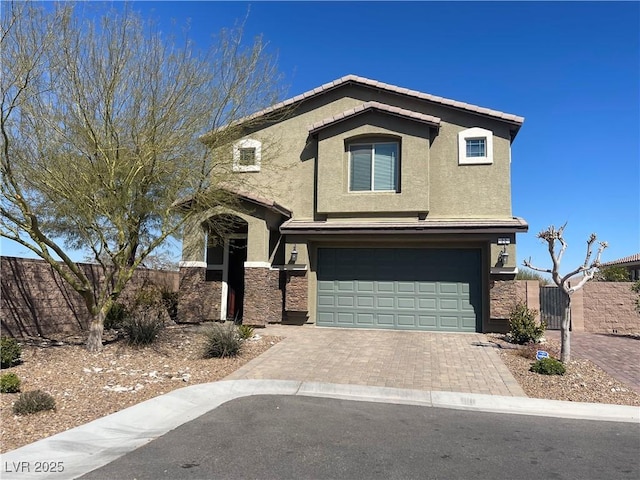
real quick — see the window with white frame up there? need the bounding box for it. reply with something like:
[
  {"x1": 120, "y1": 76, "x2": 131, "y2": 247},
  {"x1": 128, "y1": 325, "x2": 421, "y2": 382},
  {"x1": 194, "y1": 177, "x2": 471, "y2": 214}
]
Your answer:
[
  {"x1": 233, "y1": 138, "x2": 261, "y2": 172},
  {"x1": 458, "y1": 127, "x2": 493, "y2": 165},
  {"x1": 349, "y1": 142, "x2": 399, "y2": 192}
]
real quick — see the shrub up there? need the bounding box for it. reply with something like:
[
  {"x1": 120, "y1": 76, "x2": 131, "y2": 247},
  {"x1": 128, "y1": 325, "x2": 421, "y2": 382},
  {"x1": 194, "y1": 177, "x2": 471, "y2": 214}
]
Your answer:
[
  {"x1": 529, "y1": 357, "x2": 566, "y2": 375},
  {"x1": 13, "y1": 390, "x2": 56, "y2": 415},
  {"x1": 0, "y1": 372, "x2": 21, "y2": 393},
  {"x1": 203, "y1": 323, "x2": 242, "y2": 358},
  {"x1": 104, "y1": 302, "x2": 128, "y2": 330},
  {"x1": 595, "y1": 266, "x2": 630, "y2": 282},
  {"x1": 507, "y1": 302, "x2": 545, "y2": 345},
  {"x1": 632, "y1": 281, "x2": 640, "y2": 313},
  {"x1": 1, "y1": 337, "x2": 22, "y2": 369},
  {"x1": 237, "y1": 324, "x2": 255, "y2": 340},
  {"x1": 123, "y1": 307, "x2": 165, "y2": 346}
]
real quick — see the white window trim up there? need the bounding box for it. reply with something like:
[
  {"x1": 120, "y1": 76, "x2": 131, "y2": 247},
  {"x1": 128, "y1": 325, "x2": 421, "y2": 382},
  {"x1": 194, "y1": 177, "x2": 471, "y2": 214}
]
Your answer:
[
  {"x1": 458, "y1": 127, "x2": 493, "y2": 165},
  {"x1": 233, "y1": 138, "x2": 261, "y2": 172},
  {"x1": 348, "y1": 141, "x2": 399, "y2": 193}
]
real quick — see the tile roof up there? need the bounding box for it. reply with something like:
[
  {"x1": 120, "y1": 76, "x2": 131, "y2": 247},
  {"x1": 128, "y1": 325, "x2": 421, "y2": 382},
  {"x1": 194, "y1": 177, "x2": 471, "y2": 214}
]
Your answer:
[
  {"x1": 222, "y1": 185, "x2": 292, "y2": 218},
  {"x1": 280, "y1": 217, "x2": 529, "y2": 235},
  {"x1": 600, "y1": 253, "x2": 640, "y2": 267},
  {"x1": 171, "y1": 185, "x2": 292, "y2": 218},
  {"x1": 308, "y1": 101, "x2": 441, "y2": 134},
  {"x1": 225, "y1": 74, "x2": 525, "y2": 131}
]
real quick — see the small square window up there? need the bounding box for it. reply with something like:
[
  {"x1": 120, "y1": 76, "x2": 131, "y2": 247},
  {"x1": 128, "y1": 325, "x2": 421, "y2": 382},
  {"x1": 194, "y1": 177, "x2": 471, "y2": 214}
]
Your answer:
[
  {"x1": 466, "y1": 138, "x2": 486, "y2": 158},
  {"x1": 458, "y1": 128, "x2": 493, "y2": 165},
  {"x1": 233, "y1": 138, "x2": 261, "y2": 172},
  {"x1": 238, "y1": 147, "x2": 256, "y2": 166}
]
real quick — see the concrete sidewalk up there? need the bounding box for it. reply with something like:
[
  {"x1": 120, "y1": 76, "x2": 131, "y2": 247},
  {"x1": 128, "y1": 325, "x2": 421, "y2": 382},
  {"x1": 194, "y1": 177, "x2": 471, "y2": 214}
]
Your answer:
[{"x1": 227, "y1": 325, "x2": 526, "y2": 397}]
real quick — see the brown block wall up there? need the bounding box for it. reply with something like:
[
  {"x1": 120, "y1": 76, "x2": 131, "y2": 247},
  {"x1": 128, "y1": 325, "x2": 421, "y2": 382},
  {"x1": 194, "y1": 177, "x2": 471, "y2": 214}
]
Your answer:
[
  {"x1": 488, "y1": 279, "x2": 541, "y2": 333},
  {"x1": 242, "y1": 267, "x2": 283, "y2": 326},
  {"x1": 1, "y1": 256, "x2": 178, "y2": 338},
  {"x1": 580, "y1": 282, "x2": 639, "y2": 334}
]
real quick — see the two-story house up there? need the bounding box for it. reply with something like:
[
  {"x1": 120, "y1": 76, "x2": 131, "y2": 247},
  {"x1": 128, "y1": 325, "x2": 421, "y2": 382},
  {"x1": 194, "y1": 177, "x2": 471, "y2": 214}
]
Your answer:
[{"x1": 178, "y1": 75, "x2": 527, "y2": 333}]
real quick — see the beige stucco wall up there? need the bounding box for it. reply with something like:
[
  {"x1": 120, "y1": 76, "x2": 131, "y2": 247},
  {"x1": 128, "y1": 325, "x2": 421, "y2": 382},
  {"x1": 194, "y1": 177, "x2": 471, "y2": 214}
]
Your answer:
[{"x1": 227, "y1": 84, "x2": 517, "y2": 221}]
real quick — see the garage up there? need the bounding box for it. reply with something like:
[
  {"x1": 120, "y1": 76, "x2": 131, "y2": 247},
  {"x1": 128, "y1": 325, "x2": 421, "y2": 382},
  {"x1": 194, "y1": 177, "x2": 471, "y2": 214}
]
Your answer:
[{"x1": 316, "y1": 248, "x2": 482, "y2": 332}]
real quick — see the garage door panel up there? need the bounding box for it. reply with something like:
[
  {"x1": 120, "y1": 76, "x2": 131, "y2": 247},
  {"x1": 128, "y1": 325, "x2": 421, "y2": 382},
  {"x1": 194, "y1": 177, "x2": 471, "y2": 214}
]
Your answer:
[
  {"x1": 397, "y1": 315, "x2": 417, "y2": 327},
  {"x1": 397, "y1": 282, "x2": 416, "y2": 293},
  {"x1": 337, "y1": 313, "x2": 355, "y2": 325},
  {"x1": 418, "y1": 282, "x2": 437, "y2": 294},
  {"x1": 419, "y1": 298, "x2": 437, "y2": 310},
  {"x1": 377, "y1": 314, "x2": 395, "y2": 326},
  {"x1": 440, "y1": 299, "x2": 460, "y2": 311},
  {"x1": 318, "y1": 280, "x2": 335, "y2": 292},
  {"x1": 357, "y1": 281, "x2": 374, "y2": 292},
  {"x1": 337, "y1": 296, "x2": 355, "y2": 307},
  {"x1": 397, "y1": 297, "x2": 416, "y2": 309},
  {"x1": 317, "y1": 312, "x2": 335, "y2": 324},
  {"x1": 337, "y1": 281, "x2": 355, "y2": 292},
  {"x1": 317, "y1": 248, "x2": 481, "y2": 332},
  {"x1": 357, "y1": 296, "x2": 374, "y2": 308},
  {"x1": 377, "y1": 282, "x2": 394, "y2": 293},
  {"x1": 440, "y1": 316, "x2": 461, "y2": 328},
  {"x1": 318, "y1": 295, "x2": 335, "y2": 307},
  {"x1": 419, "y1": 315, "x2": 438, "y2": 328},
  {"x1": 356, "y1": 313, "x2": 375, "y2": 326},
  {"x1": 377, "y1": 297, "x2": 395, "y2": 309},
  {"x1": 439, "y1": 283, "x2": 460, "y2": 295},
  {"x1": 462, "y1": 316, "x2": 477, "y2": 328}
]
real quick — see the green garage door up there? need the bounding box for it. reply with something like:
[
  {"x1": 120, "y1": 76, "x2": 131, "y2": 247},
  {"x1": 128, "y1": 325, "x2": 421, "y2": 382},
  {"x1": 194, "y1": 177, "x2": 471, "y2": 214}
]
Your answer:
[{"x1": 316, "y1": 248, "x2": 481, "y2": 332}]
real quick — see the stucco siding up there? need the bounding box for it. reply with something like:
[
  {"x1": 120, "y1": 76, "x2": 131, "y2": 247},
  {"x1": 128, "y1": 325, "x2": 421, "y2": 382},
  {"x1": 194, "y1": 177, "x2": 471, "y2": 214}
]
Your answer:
[{"x1": 228, "y1": 85, "x2": 515, "y2": 221}]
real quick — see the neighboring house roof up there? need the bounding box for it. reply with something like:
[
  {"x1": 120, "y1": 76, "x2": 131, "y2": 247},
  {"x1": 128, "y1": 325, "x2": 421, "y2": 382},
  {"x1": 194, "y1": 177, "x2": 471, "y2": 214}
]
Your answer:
[
  {"x1": 600, "y1": 253, "x2": 640, "y2": 267},
  {"x1": 280, "y1": 217, "x2": 528, "y2": 235},
  {"x1": 308, "y1": 101, "x2": 441, "y2": 134},
  {"x1": 202, "y1": 74, "x2": 524, "y2": 142}
]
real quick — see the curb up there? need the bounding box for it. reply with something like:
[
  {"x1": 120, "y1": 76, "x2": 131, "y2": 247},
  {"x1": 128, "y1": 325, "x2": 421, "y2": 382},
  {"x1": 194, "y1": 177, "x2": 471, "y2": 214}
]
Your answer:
[{"x1": 1, "y1": 380, "x2": 638, "y2": 480}]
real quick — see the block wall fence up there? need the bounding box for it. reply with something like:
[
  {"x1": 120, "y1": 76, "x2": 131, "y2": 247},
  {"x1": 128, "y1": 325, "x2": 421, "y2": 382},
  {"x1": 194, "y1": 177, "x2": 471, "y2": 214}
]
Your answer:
[{"x1": 1, "y1": 256, "x2": 179, "y2": 337}]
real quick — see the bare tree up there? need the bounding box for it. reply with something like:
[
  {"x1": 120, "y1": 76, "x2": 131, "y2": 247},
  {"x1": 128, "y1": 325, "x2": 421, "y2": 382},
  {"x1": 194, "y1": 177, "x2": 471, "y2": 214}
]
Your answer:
[
  {"x1": 1, "y1": 2, "x2": 284, "y2": 352},
  {"x1": 523, "y1": 223, "x2": 607, "y2": 363}
]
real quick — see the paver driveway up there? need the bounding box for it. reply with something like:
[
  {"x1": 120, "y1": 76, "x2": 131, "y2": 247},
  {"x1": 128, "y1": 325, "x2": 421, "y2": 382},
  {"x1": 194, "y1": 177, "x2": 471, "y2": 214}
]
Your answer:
[
  {"x1": 546, "y1": 331, "x2": 640, "y2": 393},
  {"x1": 227, "y1": 325, "x2": 526, "y2": 396}
]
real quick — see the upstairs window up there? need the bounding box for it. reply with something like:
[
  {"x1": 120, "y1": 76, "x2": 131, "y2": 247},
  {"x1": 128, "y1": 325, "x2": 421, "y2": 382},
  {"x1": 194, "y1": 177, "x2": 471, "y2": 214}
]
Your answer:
[
  {"x1": 466, "y1": 138, "x2": 486, "y2": 157},
  {"x1": 233, "y1": 138, "x2": 261, "y2": 172},
  {"x1": 458, "y1": 127, "x2": 493, "y2": 165},
  {"x1": 349, "y1": 142, "x2": 398, "y2": 192},
  {"x1": 238, "y1": 147, "x2": 256, "y2": 166}
]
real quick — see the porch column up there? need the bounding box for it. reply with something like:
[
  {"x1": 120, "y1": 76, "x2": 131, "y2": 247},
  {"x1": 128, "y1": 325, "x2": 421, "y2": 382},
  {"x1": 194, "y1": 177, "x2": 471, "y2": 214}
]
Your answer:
[
  {"x1": 178, "y1": 262, "x2": 222, "y2": 323},
  {"x1": 242, "y1": 263, "x2": 283, "y2": 326}
]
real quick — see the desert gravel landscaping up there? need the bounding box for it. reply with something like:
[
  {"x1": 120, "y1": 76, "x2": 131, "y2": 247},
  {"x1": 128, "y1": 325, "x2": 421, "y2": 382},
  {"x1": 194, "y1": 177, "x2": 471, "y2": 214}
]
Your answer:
[
  {"x1": 1, "y1": 327, "x2": 639, "y2": 454},
  {"x1": 0, "y1": 325, "x2": 281, "y2": 453}
]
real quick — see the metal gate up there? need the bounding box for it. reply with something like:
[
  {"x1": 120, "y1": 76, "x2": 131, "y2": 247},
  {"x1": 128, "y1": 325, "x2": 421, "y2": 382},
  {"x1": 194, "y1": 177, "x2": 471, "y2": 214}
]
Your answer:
[{"x1": 539, "y1": 286, "x2": 569, "y2": 330}]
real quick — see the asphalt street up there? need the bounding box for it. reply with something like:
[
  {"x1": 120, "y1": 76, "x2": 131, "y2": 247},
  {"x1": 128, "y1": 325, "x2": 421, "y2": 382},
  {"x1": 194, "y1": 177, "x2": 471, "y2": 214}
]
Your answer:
[{"x1": 80, "y1": 395, "x2": 640, "y2": 480}]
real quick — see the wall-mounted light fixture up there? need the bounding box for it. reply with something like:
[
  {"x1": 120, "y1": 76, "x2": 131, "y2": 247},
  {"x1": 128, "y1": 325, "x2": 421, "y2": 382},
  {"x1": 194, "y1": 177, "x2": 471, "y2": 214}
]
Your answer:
[
  {"x1": 289, "y1": 244, "x2": 298, "y2": 264},
  {"x1": 497, "y1": 237, "x2": 511, "y2": 266}
]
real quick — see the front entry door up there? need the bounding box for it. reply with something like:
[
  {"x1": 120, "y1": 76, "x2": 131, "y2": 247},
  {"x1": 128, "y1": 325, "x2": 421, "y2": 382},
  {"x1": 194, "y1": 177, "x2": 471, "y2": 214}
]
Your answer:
[{"x1": 226, "y1": 237, "x2": 247, "y2": 321}]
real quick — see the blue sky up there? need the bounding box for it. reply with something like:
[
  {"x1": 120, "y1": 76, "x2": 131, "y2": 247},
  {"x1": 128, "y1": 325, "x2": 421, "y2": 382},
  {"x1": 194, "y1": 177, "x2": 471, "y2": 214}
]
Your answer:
[{"x1": 2, "y1": 1, "x2": 638, "y2": 275}]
